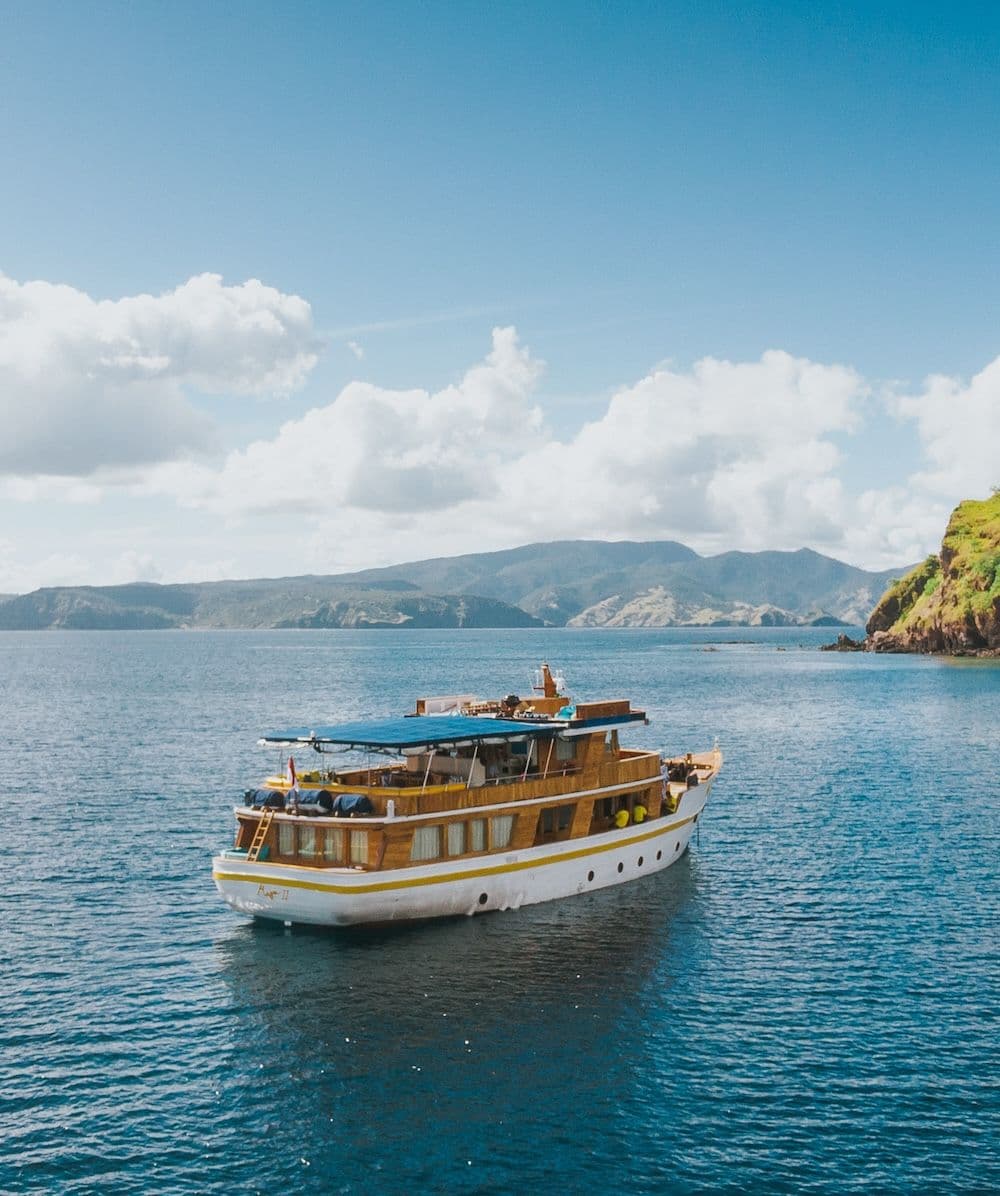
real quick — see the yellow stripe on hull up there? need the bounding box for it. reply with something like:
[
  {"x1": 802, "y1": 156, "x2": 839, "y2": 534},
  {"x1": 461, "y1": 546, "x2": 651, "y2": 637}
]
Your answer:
[{"x1": 213, "y1": 812, "x2": 698, "y2": 896}]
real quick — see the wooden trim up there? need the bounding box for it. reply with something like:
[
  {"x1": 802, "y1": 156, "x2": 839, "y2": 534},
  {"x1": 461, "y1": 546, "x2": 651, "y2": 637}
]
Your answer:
[
  {"x1": 574, "y1": 699, "x2": 632, "y2": 720},
  {"x1": 234, "y1": 753, "x2": 717, "y2": 872}
]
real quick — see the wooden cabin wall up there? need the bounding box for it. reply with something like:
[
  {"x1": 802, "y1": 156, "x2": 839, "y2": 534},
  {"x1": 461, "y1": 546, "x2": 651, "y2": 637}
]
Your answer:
[
  {"x1": 508, "y1": 810, "x2": 537, "y2": 851},
  {"x1": 596, "y1": 753, "x2": 659, "y2": 788},
  {"x1": 569, "y1": 797, "x2": 596, "y2": 838},
  {"x1": 577, "y1": 733, "x2": 607, "y2": 782},
  {"x1": 381, "y1": 825, "x2": 416, "y2": 870},
  {"x1": 235, "y1": 816, "x2": 255, "y2": 849},
  {"x1": 520, "y1": 696, "x2": 568, "y2": 716},
  {"x1": 574, "y1": 700, "x2": 633, "y2": 720}
]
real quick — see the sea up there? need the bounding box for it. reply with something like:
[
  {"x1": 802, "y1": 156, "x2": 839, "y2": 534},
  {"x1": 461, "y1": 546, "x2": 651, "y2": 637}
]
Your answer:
[{"x1": 1, "y1": 628, "x2": 997, "y2": 1195}]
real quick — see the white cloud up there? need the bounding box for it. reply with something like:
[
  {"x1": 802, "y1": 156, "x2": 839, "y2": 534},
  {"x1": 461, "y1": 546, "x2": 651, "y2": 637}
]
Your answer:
[
  {"x1": 493, "y1": 350, "x2": 865, "y2": 550},
  {"x1": 113, "y1": 550, "x2": 163, "y2": 583},
  {"x1": 1, "y1": 474, "x2": 104, "y2": 504},
  {"x1": 891, "y1": 358, "x2": 1000, "y2": 498},
  {"x1": 139, "y1": 334, "x2": 880, "y2": 567},
  {"x1": 0, "y1": 272, "x2": 320, "y2": 476},
  {"x1": 6, "y1": 311, "x2": 997, "y2": 588},
  {"x1": 148, "y1": 325, "x2": 544, "y2": 516},
  {"x1": 844, "y1": 486, "x2": 949, "y2": 568},
  {"x1": 346, "y1": 340, "x2": 365, "y2": 360},
  {"x1": 831, "y1": 356, "x2": 1000, "y2": 567},
  {"x1": 0, "y1": 539, "x2": 165, "y2": 592}
]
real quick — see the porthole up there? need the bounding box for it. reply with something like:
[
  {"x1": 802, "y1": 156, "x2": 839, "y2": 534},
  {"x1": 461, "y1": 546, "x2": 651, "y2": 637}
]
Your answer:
[
  {"x1": 617, "y1": 862, "x2": 624, "y2": 874},
  {"x1": 656, "y1": 850, "x2": 662, "y2": 861},
  {"x1": 478, "y1": 893, "x2": 488, "y2": 905},
  {"x1": 638, "y1": 856, "x2": 644, "y2": 867},
  {"x1": 587, "y1": 870, "x2": 594, "y2": 882}
]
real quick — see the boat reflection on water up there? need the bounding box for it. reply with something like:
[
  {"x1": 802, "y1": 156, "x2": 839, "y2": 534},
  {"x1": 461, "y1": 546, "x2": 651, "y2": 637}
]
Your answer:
[{"x1": 212, "y1": 860, "x2": 706, "y2": 1189}]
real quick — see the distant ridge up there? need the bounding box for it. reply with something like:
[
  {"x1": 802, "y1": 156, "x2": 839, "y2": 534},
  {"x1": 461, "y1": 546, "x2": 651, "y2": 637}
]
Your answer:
[
  {"x1": 312, "y1": 540, "x2": 906, "y2": 627},
  {"x1": 0, "y1": 539, "x2": 910, "y2": 630}
]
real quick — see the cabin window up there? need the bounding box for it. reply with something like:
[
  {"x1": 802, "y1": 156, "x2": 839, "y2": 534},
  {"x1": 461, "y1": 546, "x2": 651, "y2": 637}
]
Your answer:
[
  {"x1": 540, "y1": 805, "x2": 575, "y2": 836},
  {"x1": 447, "y1": 822, "x2": 465, "y2": 856},
  {"x1": 469, "y1": 819, "x2": 486, "y2": 852},
  {"x1": 556, "y1": 737, "x2": 574, "y2": 761},
  {"x1": 410, "y1": 825, "x2": 442, "y2": 862},
  {"x1": 278, "y1": 822, "x2": 295, "y2": 856},
  {"x1": 323, "y1": 827, "x2": 344, "y2": 862},
  {"x1": 350, "y1": 830, "x2": 368, "y2": 865},
  {"x1": 298, "y1": 825, "x2": 317, "y2": 859},
  {"x1": 490, "y1": 814, "x2": 515, "y2": 849}
]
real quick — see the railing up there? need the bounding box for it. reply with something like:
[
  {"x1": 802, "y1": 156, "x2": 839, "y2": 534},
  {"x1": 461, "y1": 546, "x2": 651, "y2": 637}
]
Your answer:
[{"x1": 258, "y1": 751, "x2": 663, "y2": 818}]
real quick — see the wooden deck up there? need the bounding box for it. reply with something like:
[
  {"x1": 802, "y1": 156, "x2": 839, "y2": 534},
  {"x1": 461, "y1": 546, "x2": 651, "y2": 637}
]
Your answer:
[{"x1": 233, "y1": 745, "x2": 722, "y2": 874}]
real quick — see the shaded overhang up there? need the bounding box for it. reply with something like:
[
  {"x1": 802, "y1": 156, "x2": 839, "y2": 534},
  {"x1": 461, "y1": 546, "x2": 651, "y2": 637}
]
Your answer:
[{"x1": 259, "y1": 714, "x2": 561, "y2": 753}]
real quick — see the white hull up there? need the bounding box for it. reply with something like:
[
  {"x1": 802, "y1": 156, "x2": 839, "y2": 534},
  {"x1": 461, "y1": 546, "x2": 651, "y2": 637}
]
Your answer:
[{"x1": 213, "y1": 782, "x2": 711, "y2": 928}]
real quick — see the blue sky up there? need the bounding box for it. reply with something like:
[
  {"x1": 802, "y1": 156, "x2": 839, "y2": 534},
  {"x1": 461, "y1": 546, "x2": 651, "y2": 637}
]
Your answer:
[{"x1": 1, "y1": 2, "x2": 998, "y2": 590}]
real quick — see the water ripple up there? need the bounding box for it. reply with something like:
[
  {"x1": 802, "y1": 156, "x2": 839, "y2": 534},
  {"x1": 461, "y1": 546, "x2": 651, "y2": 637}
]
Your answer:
[{"x1": 1, "y1": 628, "x2": 997, "y2": 1193}]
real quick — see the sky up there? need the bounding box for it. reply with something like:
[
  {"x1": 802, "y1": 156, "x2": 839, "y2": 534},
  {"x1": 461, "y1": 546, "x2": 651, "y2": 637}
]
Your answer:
[{"x1": 1, "y1": 0, "x2": 999, "y2": 592}]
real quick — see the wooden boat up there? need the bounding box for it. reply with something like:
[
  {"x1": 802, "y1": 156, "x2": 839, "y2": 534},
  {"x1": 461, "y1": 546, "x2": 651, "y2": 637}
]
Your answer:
[{"x1": 212, "y1": 664, "x2": 721, "y2": 927}]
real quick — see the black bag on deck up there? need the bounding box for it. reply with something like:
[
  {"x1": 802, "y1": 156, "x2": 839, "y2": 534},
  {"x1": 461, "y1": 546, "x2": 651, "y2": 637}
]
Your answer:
[
  {"x1": 331, "y1": 793, "x2": 374, "y2": 817},
  {"x1": 295, "y1": 789, "x2": 335, "y2": 816},
  {"x1": 246, "y1": 788, "x2": 285, "y2": 808}
]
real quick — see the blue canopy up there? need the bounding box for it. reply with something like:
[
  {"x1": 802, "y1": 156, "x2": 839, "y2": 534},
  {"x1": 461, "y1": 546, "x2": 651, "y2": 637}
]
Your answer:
[{"x1": 259, "y1": 715, "x2": 560, "y2": 752}]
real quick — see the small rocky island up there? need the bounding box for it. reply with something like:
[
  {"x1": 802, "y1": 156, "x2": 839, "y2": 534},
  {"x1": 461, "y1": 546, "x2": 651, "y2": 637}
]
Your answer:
[{"x1": 826, "y1": 493, "x2": 1000, "y2": 656}]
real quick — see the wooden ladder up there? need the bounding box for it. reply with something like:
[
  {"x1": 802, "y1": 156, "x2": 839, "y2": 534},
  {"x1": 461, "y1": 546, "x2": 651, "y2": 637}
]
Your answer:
[{"x1": 246, "y1": 808, "x2": 275, "y2": 862}]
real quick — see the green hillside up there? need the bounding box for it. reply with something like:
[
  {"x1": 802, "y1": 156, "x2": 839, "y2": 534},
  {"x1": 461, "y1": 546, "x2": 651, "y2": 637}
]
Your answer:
[{"x1": 866, "y1": 493, "x2": 1000, "y2": 654}]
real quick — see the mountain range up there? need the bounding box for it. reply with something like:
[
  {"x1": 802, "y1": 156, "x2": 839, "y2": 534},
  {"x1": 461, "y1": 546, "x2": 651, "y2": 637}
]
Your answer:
[{"x1": 0, "y1": 540, "x2": 908, "y2": 630}]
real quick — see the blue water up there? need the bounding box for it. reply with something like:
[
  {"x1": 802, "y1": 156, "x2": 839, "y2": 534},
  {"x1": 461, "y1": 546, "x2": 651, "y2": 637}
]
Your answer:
[{"x1": 2, "y1": 628, "x2": 997, "y2": 1194}]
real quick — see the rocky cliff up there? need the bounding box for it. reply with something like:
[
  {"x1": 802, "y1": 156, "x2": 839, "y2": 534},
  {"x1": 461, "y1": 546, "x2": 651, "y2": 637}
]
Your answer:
[
  {"x1": 865, "y1": 493, "x2": 1000, "y2": 655},
  {"x1": 567, "y1": 586, "x2": 837, "y2": 628}
]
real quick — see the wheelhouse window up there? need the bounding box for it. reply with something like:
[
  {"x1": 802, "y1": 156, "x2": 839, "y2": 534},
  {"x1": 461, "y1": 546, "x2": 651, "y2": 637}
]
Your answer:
[
  {"x1": 324, "y1": 827, "x2": 344, "y2": 862},
  {"x1": 540, "y1": 804, "x2": 575, "y2": 836},
  {"x1": 447, "y1": 822, "x2": 465, "y2": 857},
  {"x1": 350, "y1": 830, "x2": 368, "y2": 865},
  {"x1": 278, "y1": 822, "x2": 295, "y2": 856},
  {"x1": 556, "y1": 737, "x2": 575, "y2": 762},
  {"x1": 469, "y1": 818, "x2": 486, "y2": 852},
  {"x1": 490, "y1": 814, "x2": 515, "y2": 849},
  {"x1": 298, "y1": 825, "x2": 317, "y2": 859},
  {"x1": 410, "y1": 825, "x2": 442, "y2": 862}
]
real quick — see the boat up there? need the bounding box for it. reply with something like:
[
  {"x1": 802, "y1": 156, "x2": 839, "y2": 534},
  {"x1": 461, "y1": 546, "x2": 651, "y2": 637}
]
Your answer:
[{"x1": 212, "y1": 664, "x2": 722, "y2": 927}]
